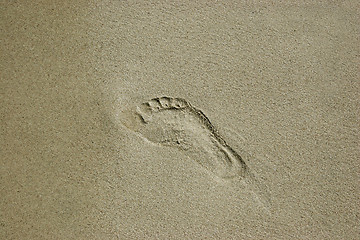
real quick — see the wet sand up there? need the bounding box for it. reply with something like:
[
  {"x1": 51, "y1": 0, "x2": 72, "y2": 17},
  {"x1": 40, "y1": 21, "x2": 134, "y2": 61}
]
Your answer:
[{"x1": 1, "y1": 1, "x2": 359, "y2": 239}]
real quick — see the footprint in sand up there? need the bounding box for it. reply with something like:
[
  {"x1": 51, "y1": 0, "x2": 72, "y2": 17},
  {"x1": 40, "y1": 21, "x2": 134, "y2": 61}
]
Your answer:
[
  {"x1": 121, "y1": 96, "x2": 271, "y2": 208},
  {"x1": 123, "y1": 96, "x2": 250, "y2": 179}
]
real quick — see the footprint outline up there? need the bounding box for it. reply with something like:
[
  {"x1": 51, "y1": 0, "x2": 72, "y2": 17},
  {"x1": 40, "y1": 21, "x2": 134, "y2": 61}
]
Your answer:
[{"x1": 124, "y1": 96, "x2": 271, "y2": 209}]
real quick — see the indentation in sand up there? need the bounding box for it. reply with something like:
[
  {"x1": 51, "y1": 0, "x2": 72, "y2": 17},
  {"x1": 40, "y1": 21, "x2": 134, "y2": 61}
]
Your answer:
[{"x1": 121, "y1": 96, "x2": 271, "y2": 208}]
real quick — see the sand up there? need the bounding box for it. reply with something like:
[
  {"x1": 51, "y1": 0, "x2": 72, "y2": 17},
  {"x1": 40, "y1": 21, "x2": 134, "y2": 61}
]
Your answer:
[{"x1": 1, "y1": 1, "x2": 359, "y2": 239}]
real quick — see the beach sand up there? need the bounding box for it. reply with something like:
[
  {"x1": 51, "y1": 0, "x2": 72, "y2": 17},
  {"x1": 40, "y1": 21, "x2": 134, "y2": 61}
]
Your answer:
[{"x1": 1, "y1": 1, "x2": 359, "y2": 239}]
